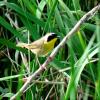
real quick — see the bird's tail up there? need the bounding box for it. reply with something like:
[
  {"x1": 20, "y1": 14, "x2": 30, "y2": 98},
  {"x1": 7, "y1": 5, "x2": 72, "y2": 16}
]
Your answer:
[{"x1": 16, "y1": 43, "x2": 27, "y2": 48}]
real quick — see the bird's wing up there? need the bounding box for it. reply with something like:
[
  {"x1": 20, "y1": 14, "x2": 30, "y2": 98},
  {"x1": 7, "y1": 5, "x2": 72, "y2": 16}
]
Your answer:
[{"x1": 26, "y1": 38, "x2": 44, "y2": 49}]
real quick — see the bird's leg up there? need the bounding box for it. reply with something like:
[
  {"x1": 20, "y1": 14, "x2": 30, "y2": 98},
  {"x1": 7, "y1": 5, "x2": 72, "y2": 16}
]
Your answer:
[
  {"x1": 35, "y1": 55, "x2": 41, "y2": 67},
  {"x1": 35, "y1": 55, "x2": 46, "y2": 70}
]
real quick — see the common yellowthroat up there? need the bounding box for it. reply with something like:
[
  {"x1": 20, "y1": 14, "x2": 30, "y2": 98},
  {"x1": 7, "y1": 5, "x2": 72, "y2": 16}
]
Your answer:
[{"x1": 17, "y1": 33, "x2": 60, "y2": 65}]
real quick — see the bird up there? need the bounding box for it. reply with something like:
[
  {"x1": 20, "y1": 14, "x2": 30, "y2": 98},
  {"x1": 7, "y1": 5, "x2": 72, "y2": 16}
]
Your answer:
[{"x1": 17, "y1": 33, "x2": 60, "y2": 66}]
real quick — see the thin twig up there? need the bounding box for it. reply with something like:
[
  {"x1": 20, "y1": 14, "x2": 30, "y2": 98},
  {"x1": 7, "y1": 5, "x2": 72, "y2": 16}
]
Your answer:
[
  {"x1": 10, "y1": 4, "x2": 100, "y2": 100},
  {"x1": 28, "y1": 80, "x2": 65, "y2": 85}
]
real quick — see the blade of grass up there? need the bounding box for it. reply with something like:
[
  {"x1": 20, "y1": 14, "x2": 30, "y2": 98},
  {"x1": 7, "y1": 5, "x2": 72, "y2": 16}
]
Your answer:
[
  {"x1": 58, "y1": 0, "x2": 77, "y2": 25},
  {"x1": 65, "y1": 34, "x2": 96, "y2": 99},
  {"x1": 96, "y1": 15, "x2": 100, "y2": 99},
  {"x1": 4, "y1": 2, "x2": 45, "y2": 27},
  {"x1": 0, "y1": 16, "x2": 25, "y2": 41},
  {"x1": 36, "y1": 0, "x2": 47, "y2": 19},
  {"x1": 43, "y1": 0, "x2": 58, "y2": 32}
]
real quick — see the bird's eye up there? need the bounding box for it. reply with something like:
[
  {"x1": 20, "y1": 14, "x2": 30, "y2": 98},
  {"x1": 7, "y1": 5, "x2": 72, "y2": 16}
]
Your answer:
[{"x1": 47, "y1": 34, "x2": 57, "y2": 42}]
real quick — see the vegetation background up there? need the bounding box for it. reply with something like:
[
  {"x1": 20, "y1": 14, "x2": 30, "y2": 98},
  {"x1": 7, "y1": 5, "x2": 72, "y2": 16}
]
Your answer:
[{"x1": 0, "y1": 0, "x2": 100, "y2": 100}]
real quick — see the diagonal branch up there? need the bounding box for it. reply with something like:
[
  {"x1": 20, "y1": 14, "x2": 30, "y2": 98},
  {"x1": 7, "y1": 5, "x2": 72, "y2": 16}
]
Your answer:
[{"x1": 10, "y1": 4, "x2": 100, "y2": 100}]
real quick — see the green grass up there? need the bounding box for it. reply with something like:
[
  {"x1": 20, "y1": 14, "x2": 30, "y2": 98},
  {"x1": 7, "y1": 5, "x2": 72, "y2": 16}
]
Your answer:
[{"x1": 0, "y1": 0, "x2": 100, "y2": 100}]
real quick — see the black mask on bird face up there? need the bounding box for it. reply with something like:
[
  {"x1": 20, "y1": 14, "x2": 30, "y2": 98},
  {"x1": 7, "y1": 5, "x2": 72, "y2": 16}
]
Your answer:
[
  {"x1": 47, "y1": 33, "x2": 57, "y2": 42},
  {"x1": 47, "y1": 33, "x2": 60, "y2": 47},
  {"x1": 54, "y1": 37, "x2": 60, "y2": 47}
]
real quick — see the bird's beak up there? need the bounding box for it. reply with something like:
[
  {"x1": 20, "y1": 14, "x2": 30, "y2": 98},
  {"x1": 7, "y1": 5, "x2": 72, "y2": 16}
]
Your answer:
[{"x1": 57, "y1": 36, "x2": 60, "y2": 38}]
